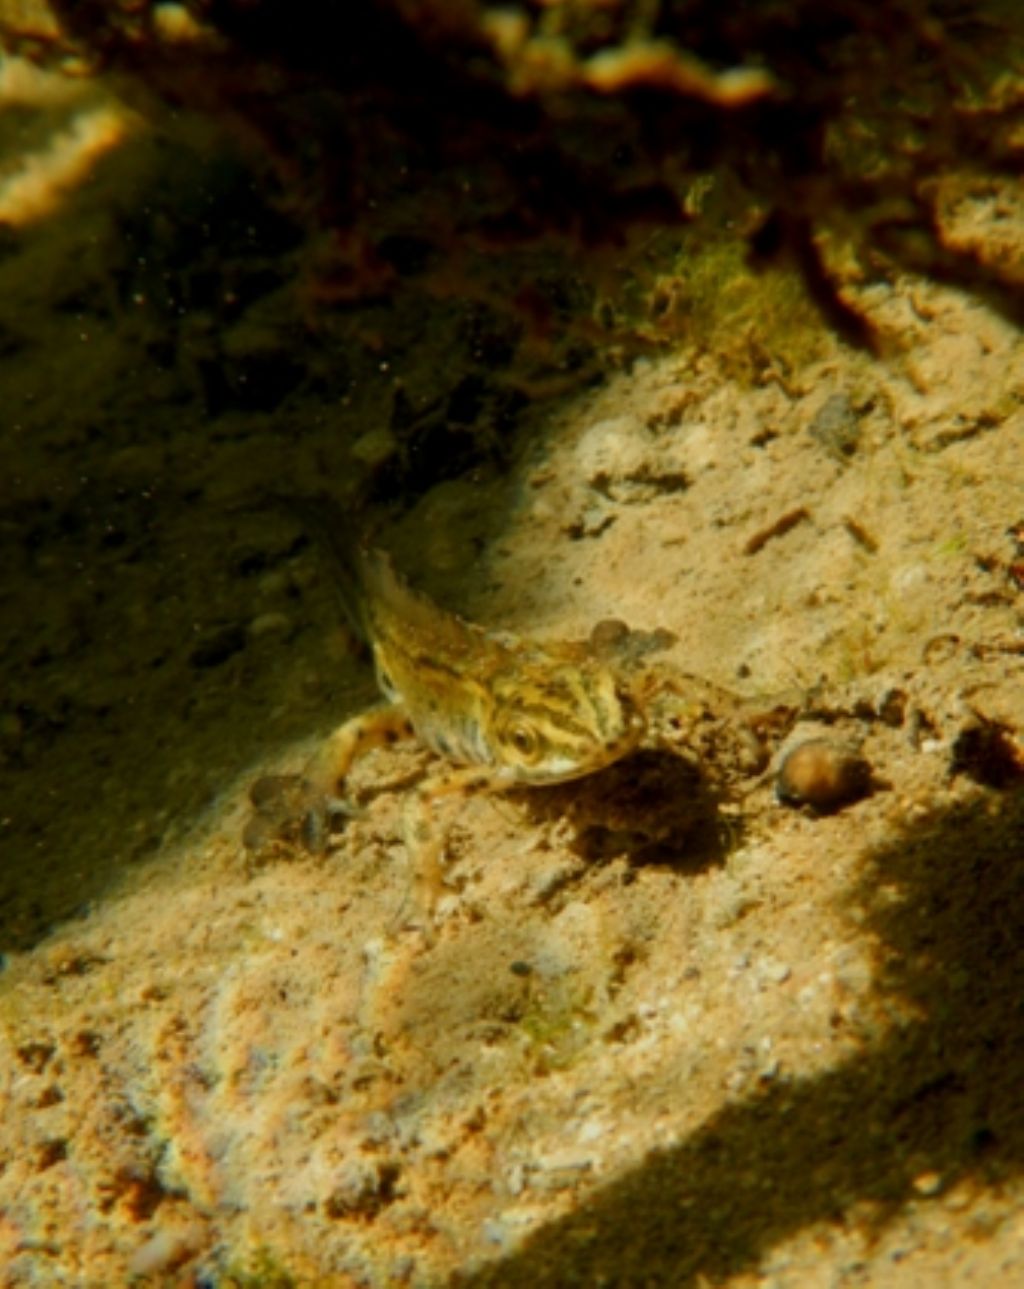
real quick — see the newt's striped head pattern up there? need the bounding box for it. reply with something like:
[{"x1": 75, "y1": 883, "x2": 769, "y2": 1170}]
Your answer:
[{"x1": 483, "y1": 657, "x2": 646, "y2": 784}]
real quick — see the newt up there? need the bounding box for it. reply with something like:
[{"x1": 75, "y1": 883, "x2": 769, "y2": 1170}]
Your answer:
[{"x1": 243, "y1": 495, "x2": 768, "y2": 910}]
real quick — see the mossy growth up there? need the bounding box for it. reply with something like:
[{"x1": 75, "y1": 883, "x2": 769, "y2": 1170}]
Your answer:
[{"x1": 216, "y1": 1248, "x2": 297, "y2": 1289}]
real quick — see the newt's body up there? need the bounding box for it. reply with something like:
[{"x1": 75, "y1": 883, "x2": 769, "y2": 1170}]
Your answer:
[{"x1": 354, "y1": 541, "x2": 647, "y2": 784}]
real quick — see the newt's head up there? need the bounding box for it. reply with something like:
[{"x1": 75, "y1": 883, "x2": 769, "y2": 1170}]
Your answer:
[{"x1": 487, "y1": 658, "x2": 645, "y2": 785}]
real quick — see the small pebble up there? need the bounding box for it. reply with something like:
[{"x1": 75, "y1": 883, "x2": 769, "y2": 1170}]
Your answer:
[
  {"x1": 352, "y1": 425, "x2": 398, "y2": 469},
  {"x1": 776, "y1": 738, "x2": 871, "y2": 813},
  {"x1": 248, "y1": 611, "x2": 291, "y2": 639},
  {"x1": 912, "y1": 1170, "x2": 943, "y2": 1197},
  {"x1": 761, "y1": 958, "x2": 792, "y2": 985},
  {"x1": 589, "y1": 618, "x2": 631, "y2": 653},
  {"x1": 809, "y1": 392, "x2": 861, "y2": 460},
  {"x1": 129, "y1": 1229, "x2": 195, "y2": 1276}
]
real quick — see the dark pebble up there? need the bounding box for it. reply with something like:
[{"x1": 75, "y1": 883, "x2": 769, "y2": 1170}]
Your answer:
[
  {"x1": 776, "y1": 738, "x2": 871, "y2": 813},
  {"x1": 810, "y1": 392, "x2": 861, "y2": 460}
]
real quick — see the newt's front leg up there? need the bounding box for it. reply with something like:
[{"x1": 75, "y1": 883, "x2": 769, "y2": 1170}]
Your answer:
[
  {"x1": 399, "y1": 764, "x2": 503, "y2": 920},
  {"x1": 244, "y1": 704, "x2": 415, "y2": 855}
]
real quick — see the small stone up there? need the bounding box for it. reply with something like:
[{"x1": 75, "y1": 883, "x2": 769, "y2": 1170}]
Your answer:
[
  {"x1": 761, "y1": 958, "x2": 792, "y2": 985},
  {"x1": 809, "y1": 392, "x2": 861, "y2": 460},
  {"x1": 152, "y1": 3, "x2": 207, "y2": 43},
  {"x1": 776, "y1": 738, "x2": 871, "y2": 813},
  {"x1": 248, "y1": 611, "x2": 291, "y2": 640},
  {"x1": 352, "y1": 426, "x2": 398, "y2": 469},
  {"x1": 256, "y1": 567, "x2": 292, "y2": 598},
  {"x1": 589, "y1": 618, "x2": 631, "y2": 653},
  {"x1": 482, "y1": 1219, "x2": 512, "y2": 1247},
  {"x1": 912, "y1": 1170, "x2": 943, "y2": 1197},
  {"x1": 129, "y1": 1229, "x2": 196, "y2": 1276}
]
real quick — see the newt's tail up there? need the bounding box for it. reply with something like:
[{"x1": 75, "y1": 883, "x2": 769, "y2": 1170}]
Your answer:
[{"x1": 265, "y1": 491, "x2": 373, "y2": 646}]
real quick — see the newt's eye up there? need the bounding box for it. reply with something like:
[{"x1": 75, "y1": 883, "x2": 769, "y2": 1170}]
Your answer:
[{"x1": 505, "y1": 721, "x2": 541, "y2": 762}]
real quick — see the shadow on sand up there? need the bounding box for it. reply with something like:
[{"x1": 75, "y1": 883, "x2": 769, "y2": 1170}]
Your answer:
[{"x1": 454, "y1": 784, "x2": 1024, "y2": 1286}]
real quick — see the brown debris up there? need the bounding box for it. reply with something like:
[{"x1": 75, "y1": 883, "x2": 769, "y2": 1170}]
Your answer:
[{"x1": 743, "y1": 507, "x2": 811, "y2": 556}]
